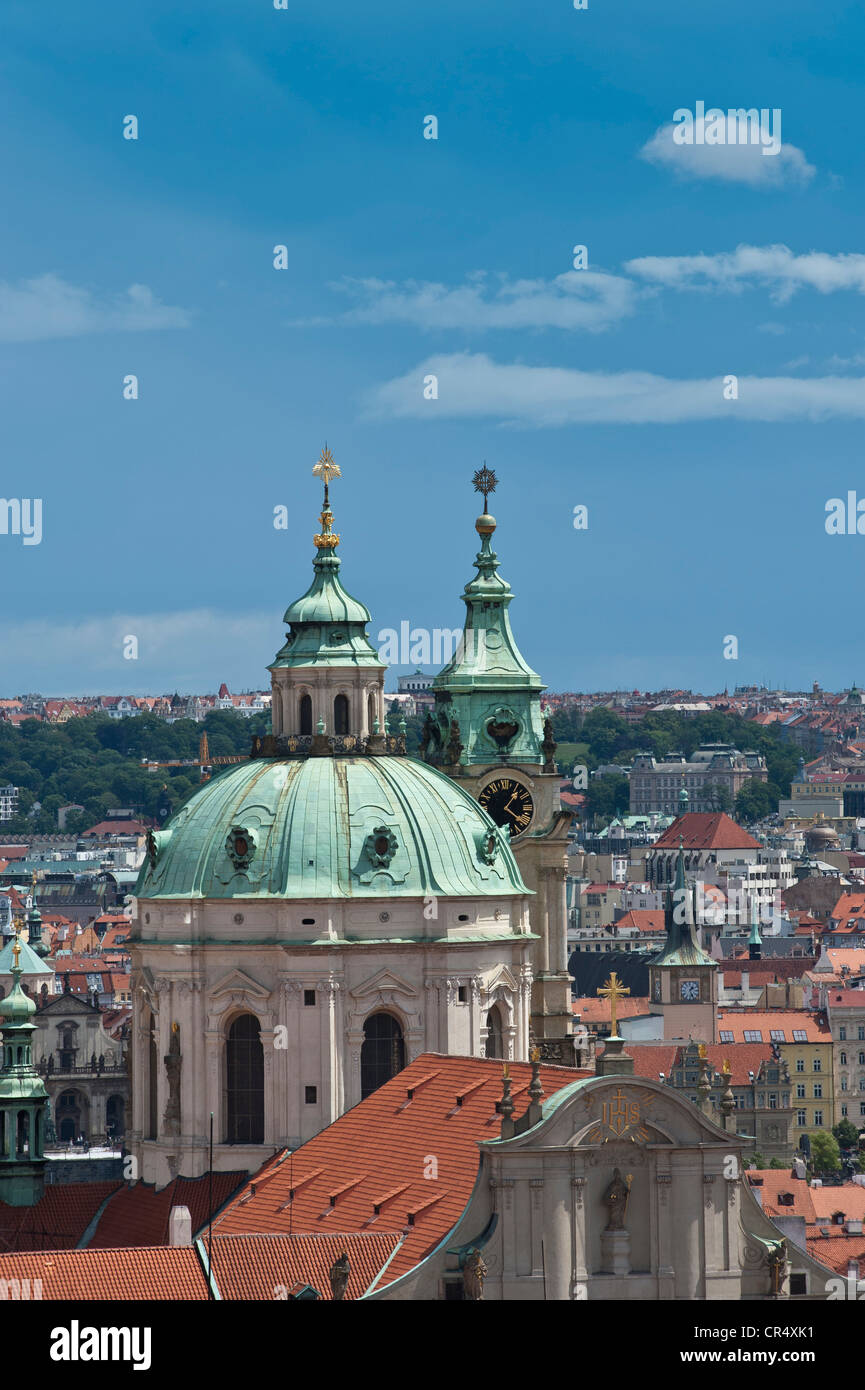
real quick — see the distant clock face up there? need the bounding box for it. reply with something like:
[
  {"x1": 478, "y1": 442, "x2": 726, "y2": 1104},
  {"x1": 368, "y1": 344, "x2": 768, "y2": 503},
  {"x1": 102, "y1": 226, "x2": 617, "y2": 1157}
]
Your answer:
[
  {"x1": 478, "y1": 777, "x2": 534, "y2": 837},
  {"x1": 680, "y1": 980, "x2": 699, "y2": 1001}
]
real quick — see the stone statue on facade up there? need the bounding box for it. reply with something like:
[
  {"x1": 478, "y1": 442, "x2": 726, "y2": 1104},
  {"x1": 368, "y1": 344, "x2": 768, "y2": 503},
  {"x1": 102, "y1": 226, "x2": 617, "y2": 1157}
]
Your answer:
[
  {"x1": 163, "y1": 1022, "x2": 182, "y2": 1137},
  {"x1": 766, "y1": 1239, "x2": 788, "y2": 1297},
  {"x1": 541, "y1": 717, "x2": 557, "y2": 769},
  {"x1": 329, "y1": 1252, "x2": 350, "y2": 1301},
  {"x1": 602, "y1": 1167, "x2": 632, "y2": 1232},
  {"x1": 446, "y1": 717, "x2": 464, "y2": 767},
  {"x1": 463, "y1": 1248, "x2": 487, "y2": 1300}
]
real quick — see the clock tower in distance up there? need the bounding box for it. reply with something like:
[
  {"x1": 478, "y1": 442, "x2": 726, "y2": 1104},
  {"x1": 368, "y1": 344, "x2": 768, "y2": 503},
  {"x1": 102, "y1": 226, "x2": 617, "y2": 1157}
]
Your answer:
[
  {"x1": 421, "y1": 470, "x2": 576, "y2": 1063},
  {"x1": 649, "y1": 842, "x2": 717, "y2": 1042}
]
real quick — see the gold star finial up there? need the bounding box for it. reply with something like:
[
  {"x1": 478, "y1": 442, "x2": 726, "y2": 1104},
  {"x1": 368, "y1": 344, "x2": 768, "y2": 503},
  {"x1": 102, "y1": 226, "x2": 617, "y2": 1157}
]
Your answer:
[{"x1": 312, "y1": 445, "x2": 342, "y2": 549}]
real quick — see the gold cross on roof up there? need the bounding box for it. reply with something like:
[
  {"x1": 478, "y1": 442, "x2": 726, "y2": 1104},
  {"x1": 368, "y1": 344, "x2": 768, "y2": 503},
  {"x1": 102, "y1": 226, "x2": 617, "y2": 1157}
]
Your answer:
[
  {"x1": 597, "y1": 971, "x2": 630, "y2": 1038},
  {"x1": 12, "y1": 930, "x2": 21, "y2": 970}
]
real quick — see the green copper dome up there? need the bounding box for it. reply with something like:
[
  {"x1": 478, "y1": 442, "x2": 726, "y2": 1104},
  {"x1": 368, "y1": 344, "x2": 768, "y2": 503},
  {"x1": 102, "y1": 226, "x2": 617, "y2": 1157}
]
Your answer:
[{"x1": 136, "y1": 755, "x2": 528, "y2": 901}]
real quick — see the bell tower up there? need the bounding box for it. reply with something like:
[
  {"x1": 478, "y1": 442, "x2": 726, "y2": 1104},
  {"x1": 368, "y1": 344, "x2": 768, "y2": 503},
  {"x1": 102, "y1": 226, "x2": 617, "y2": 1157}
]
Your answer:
[
  {"x1": 268, "y1": 447, "x2": 387, "y2": 745},
  {"x1": 423, "y1": 469, "x2": 575, "y2": 1063},
  {"x1": 648, "y1": 843, "x2": 717, "y2": 1042}
]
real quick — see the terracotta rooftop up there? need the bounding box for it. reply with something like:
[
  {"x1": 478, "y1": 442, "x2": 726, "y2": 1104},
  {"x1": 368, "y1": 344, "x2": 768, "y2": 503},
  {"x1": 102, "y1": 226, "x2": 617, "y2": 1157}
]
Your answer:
[
  {"x1": 652, "y1": 813, "x2": 762, "y2": 852},
  {"x1": 0, "y1": 1182, "x2": 121, "y2": 1253},
  {"x1": 609, "y1": 1042, "x2": 776, "y2": 1088},
  {"x1": 88, "y1": 1172, "x2": 248, "y2": 1249},
  {"x1": 613, "y1": 909, "x2": 666, "y2": 934},
  {"x1": 208, "y1": 1231, "x2": 402, "y2": 1300},
  {"x1": 212, "y1": 1054, "x2": 590, "y2": 1288},
  {"x1": 0, "y1": 1245, "x2": 208, "y2": 1299},
  {"x1": 571, "y1": 996, "x2": 652, "y2": 1023},
  {"x1": 715, "y1": 1010, "x2": 831, "y2": 1043}
]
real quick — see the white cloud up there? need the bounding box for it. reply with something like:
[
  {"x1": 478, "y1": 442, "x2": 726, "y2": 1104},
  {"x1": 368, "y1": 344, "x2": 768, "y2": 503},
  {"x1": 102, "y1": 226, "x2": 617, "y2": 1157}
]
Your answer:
[
  {"x1": 625, "y1": 245, "x2": 865, "y2": 301},
  {"x1": 0, "y1": 609, "x2": 272, "y2": 694},
  {"x1": 0, "y1": 274, "x2": 191, "y2": 342},
  {"x1": 639, "y1": 121, "x2": 815, "y2": 188},
  {"x1": 319, "y1": 271, "x2": 637, "y2": 332},
  {"x1": 366, "y1": 352, "x2": 865, "y2": 427}
]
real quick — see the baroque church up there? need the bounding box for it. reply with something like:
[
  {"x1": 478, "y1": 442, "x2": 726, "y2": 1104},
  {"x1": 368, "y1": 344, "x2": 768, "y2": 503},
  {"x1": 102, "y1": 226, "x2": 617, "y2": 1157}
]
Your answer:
[{"x1": 129, "y1": 454, "x2": 576, "y2": 1186}]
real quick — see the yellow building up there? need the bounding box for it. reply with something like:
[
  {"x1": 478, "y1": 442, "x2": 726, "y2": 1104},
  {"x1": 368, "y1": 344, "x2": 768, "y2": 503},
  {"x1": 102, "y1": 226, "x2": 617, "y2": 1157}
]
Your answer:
[{"x1": 716, "y1": 1010, "x2": 835, "y2": 1144}]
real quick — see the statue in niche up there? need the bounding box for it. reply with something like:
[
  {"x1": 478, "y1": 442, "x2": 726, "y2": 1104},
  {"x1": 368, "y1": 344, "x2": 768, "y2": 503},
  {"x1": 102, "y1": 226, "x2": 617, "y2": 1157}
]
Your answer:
[
  {"x1": 163, "y1": 1021, "x2": 182, "y2": 1137},
  {"x1": 446, "y1": 717, "x2": 464, "y2": 766},
  {"x1": 463, "y1": 1248, "x2": 487, "y2": 1301},
  {"x1": 329, "y1": 1252, "x2": 350, "y2": 1301},
  {"x1": 602, "y1": 1167, "x2": 632, "y2": 1232}
]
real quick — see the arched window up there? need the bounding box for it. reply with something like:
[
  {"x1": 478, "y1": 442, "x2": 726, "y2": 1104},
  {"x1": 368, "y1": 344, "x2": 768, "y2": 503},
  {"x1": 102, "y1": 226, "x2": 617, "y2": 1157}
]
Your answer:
[
  {"x1": 299, "y1": 693, "x2": 313, "y2": 735},
  {"x1": 16, "y1": 1110, "x2": 29, "y2": 1157},
  {"x1": 107, "y1": 1094, "x2": 125, "y2": 1138},
  {"x1": 147, "y1": 1011, "x2": 158, "y2": 1140},
  {"x1": 368, "y1": 692, "x2": 376, "y2": 733},
  {"x1": 484, "y1": 1006, "x2": 504, "y2": 1059},
  {"x1": 57, "y1": 1090, "x2": 81, "y2": 1144},
  {"x1": 225, "y1": 1014, "x2": 264, "y2": 1144},
  {"x1": 361, "y1": 1012, "x2": 405, "y2": 1099},
  {"x1": 334, "y1": 693, "x2": 349, "y2": 736}
]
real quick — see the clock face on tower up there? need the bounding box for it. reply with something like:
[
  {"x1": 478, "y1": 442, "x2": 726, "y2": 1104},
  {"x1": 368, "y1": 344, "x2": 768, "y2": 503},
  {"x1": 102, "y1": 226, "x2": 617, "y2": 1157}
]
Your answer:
[
  {"x1": 680, "y1": 980, "x2": 699, "y2": 1001},
  {"x1": 478, "y1": 777, "x2": 534, "y2": 838}
]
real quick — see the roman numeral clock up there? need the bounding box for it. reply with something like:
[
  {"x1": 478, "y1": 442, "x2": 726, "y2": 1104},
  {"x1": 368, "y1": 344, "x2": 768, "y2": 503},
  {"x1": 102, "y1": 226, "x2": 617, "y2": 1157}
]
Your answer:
[
  {"x1": 421, "y1": 467, "x2": 579, "y2": 1065},
  {"x1": 478, "y1": 776, "x2": 535, "y2": 838}
]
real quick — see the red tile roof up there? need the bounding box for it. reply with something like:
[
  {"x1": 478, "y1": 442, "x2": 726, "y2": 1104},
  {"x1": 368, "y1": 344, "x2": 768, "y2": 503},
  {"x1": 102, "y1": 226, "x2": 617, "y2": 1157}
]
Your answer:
[
  {"x1": 0, "y1": 1182, "x2": 121, "y2": 1253},
  {"x1": 571, "y1": 995, "x2": 652, "y2": 1023},
  {"x1": 614, "y1": 909, "x2": 666, "y2": 934},
  {"x1": 806, "y1": 1232, "x2": 865, "y2": 1275},
  {"x1": 0, "y1": 1246, "x2": 208, "y2": 1299},
  {"x1": 88, "y1": 1172, "x2": 248, "y2": 1249},
  {"x1": 826, "y1": 989, "x2": 865, "y2": 1007},
  {"x1": 715, "y1": 1010, "x2": 831, "y2": 1043},
  {"x1": 652, "y1": 813, "x2": 762, "y2": 851},
  {"x1": 212, "y1": 1054, "x2": 590, "y2": 1288},
  {"x1": 208, "y1": 1231, "x2": 402, "y2": 1300},
  {"x1": 722, "y1": 960, "x2": 815, "y2": 986},
  {"x1": 608, "y1": 1042, "x2": 775, "y2": 1087}
]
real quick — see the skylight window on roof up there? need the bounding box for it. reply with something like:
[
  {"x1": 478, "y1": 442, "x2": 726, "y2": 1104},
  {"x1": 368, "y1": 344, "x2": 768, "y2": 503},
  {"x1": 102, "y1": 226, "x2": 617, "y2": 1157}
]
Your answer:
[{"x1": 793, "y1": 1030, "x2": 808, "y2": 1042}]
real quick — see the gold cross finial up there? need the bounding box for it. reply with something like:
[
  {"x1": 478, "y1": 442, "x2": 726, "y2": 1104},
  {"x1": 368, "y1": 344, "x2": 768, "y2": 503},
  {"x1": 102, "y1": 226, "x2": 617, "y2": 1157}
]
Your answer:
[
  {"x1": 597, "y1": 971, "x2": 630, "y2": 1038},
  {"x1": 12, "y1": 928, "x2": 21, "y2": 970}
]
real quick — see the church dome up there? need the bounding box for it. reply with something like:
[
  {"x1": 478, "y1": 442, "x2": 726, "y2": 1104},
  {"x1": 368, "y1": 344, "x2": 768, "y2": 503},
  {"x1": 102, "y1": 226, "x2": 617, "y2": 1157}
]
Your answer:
[{"x1": 136, "y1": 754, "x2": 527, "y2": 901}]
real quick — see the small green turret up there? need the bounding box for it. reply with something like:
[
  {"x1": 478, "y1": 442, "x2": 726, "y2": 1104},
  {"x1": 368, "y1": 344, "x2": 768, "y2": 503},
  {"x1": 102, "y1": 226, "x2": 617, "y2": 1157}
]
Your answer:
[{"x1": 0, "y1": 932, "x2": 49, "y2": 1205}]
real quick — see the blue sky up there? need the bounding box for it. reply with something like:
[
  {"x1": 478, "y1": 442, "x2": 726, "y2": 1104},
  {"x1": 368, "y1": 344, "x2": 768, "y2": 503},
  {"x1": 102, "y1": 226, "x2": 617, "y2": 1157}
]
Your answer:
[{"x1": 1, "y1": 0, "x2": 864, "y2": 695}]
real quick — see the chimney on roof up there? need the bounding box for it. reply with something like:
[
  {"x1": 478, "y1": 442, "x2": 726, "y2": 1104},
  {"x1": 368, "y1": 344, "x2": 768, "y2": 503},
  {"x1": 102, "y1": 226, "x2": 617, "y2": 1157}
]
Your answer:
[{"x1": 168, "y1": 1205, "x2": 192, "y2": 1247}]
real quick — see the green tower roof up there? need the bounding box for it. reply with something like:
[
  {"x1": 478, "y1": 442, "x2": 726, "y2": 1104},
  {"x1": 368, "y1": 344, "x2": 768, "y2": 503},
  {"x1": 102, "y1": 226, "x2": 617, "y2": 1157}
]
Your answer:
[
  {"x1": 0, "y1": 935, "x2": 52, "y2": 976},
  {"x1": 425, "y1": 471, "x2": 547, "y2": 769},
  {"x1": 654, "y1": 844, "x2": 716, "y2": 969},
  {"x1": 269, "y1": 448, "x2": 384, "y2": 673}
]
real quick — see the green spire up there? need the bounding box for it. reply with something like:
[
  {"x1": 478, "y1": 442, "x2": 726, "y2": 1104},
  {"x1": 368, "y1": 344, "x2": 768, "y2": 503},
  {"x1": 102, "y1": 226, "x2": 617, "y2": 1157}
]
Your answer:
[
  {"x1": 428, "y1": 470, "x2": 546, "y2": 767},
  {"x1": 654, "y1": 842, "x2": 716, "y2": 968},
  {"x1": 269, "y1": 447, "x2": 385, "y2": 674},
  {"x1": 25, "y1": 874, "x2": 49, "y2": 959},
  {"x1": 0, "y1": 933, "x2": 49, "y2": 1206}
]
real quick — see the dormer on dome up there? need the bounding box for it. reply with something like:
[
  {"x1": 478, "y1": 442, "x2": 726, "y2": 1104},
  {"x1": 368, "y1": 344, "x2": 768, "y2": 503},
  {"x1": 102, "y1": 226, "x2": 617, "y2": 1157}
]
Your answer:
[{"x1": 268, "y1": 447, "x2": 386, "y2": 744}]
